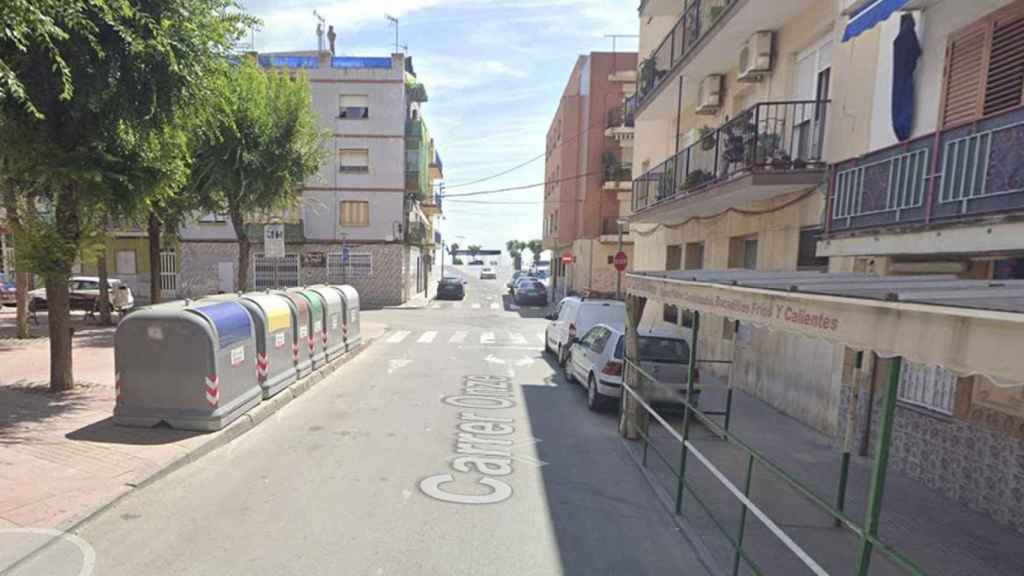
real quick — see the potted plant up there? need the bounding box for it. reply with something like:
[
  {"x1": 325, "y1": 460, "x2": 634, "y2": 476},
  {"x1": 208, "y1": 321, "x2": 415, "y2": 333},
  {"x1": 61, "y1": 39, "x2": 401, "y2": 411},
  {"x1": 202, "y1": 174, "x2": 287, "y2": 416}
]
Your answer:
[
  {"x1": 699, "y1": 126, "x2": 717, "y2": 151},
  {"x1": 792, "y1": 157, "x2": 808, "y2": 170},
  {"x1": 684, "y1": 169, "x2": 713, "y2": 190}
]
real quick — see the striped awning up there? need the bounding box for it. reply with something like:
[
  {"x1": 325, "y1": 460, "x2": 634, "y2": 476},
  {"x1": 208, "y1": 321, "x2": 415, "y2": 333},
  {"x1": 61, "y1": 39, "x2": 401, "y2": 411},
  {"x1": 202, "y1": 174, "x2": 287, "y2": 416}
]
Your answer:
[{"x1": 843, "y1": 0, "x2": 910, "y2": 42}]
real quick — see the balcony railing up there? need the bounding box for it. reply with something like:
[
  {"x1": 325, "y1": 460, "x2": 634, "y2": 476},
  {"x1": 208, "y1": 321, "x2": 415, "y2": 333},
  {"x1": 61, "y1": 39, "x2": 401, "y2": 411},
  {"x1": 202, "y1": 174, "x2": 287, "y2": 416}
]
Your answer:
[
  {"x1": 604, "y1": 162, "x2": 633, "y2": 183},
  {"x1": 607, "y1": 97, "x2": 637, "y2": 129},
  {"x1": 633, "y1": 100, "x2": 829, "y2": 212},
  {"x1": 405, "y1": 221, "x2": 429, "y2": 246},
  {"x1": 637, "y1": 0, "x2": 737, "y2": 108},
  {"x1": 602, "y1": 218, "x2": 629, "y2": 236},
  {"x1": 827, "y1": 105, "x2": 1024, "y2": 234}
]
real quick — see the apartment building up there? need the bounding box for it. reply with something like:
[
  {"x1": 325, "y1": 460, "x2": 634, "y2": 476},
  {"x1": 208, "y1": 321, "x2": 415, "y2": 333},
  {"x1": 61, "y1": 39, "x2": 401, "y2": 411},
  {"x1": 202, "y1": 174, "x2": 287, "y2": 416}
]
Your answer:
[
  {"x1": 177, "y1": 51, "x2": 442, "y2": 308},
  {"x1": 629, "y1": 0, "x2": 1024, "y2": 533},
  {"x1": 544, "y1": 52, "x2": 638, "y2": 300}
]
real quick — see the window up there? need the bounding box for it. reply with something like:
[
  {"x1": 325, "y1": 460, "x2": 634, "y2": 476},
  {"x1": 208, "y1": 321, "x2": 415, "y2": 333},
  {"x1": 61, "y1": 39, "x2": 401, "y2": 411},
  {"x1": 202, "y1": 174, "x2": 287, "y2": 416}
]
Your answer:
[
  {"x1": 116, "y1": 250, "x2": 137, "y2": 274},
  {"x1": 340, "y1": 201, "x2": 370, "y2": 227},
  {"x1": 591, "y1": 328, "x2": 612, "y2": 352},
  {"x1": 940, "y1": 2, "x2": 1024, "y2": 127},
  {"x1": 339, "y1": 149, "x2": 370, "y2": 174},
  {"x1": 722, "y1": 318, "x2": 737, "y2": 340},
  {"x1": 897, "y1": 361, "x2": 958, "y2": 415},
  {"x1": 663, "y1": 304, "x2": 679, "y2": 324},
  {"x1": 729, "y1": 235, "x2": 758, "y2": 270},
  {"x1": 666, "y1": 245, "x2": 682, "y2": 271},
  {"x1": 327, "y1": 251, "x2": 372, "y2": 281},
  {"x1": 797, "y1": 228, "x2": 828, "y2": 270},
  {"x1": 339, "y1": 94, "x2": 369, "y2": 119},
  {"x1": 684, "y1": 242, "x2": 704, "y2": 270}
]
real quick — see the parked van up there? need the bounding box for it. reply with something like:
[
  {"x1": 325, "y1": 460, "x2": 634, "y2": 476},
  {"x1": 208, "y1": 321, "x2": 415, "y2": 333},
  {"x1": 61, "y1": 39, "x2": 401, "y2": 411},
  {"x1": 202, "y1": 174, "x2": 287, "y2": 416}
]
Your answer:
[{"x1": 544, "y1": 297, "x2": 625, "y2": 366}]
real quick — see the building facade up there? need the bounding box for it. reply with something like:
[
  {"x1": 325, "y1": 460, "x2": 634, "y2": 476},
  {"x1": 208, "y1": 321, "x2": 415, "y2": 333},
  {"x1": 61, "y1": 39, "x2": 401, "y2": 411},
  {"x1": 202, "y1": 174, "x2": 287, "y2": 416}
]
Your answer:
[
  {"x1": 177, "y1": 51, "x2": 442, "y2": 308},
  {"x1": 544, "y1": 52, "x2": 638, "y2": 300},
  {"x1": 629, "y1": 0, "x2": 1024, "y2": 532}
]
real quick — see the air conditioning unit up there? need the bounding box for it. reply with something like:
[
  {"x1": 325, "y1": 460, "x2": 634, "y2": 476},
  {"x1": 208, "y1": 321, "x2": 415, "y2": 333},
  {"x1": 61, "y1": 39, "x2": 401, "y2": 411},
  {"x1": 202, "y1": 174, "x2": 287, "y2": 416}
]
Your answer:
[
  {"x1": 695, "y1": 75, "x2": 723, "y2": 115},
  {"x1": 737, "y1": 31, "x2": 774, "y2": 83}
]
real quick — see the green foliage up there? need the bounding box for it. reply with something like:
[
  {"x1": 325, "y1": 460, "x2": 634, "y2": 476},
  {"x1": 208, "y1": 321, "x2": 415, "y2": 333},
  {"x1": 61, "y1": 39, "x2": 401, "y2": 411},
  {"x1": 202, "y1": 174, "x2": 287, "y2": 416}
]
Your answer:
[
  {"x1": 527, "y1": 239, "x2": 544, "y2": 264},
  {"x1": 467, "y1": 245, "x2": 482, "y2": 258}
]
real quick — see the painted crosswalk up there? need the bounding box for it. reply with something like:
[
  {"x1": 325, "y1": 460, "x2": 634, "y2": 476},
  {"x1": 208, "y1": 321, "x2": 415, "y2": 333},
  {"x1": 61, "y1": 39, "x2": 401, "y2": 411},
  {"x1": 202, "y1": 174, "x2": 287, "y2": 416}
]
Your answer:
[
  {"x1": 417, "y1": 331, "x2": 438, "y2": 343},
  {"x1": 386, "y1": 330, "x2": 411, "y2": 344},
  {"x1": 449, "y1": 331, "x2": 468, "y2": 344},
  {"x1": 379, "y1": 329, "x2": 546, "y2": 348}
]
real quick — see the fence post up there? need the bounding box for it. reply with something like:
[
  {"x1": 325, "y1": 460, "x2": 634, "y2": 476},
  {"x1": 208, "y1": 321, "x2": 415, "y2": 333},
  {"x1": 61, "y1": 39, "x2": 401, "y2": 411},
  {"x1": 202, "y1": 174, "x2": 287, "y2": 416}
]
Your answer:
[
  {"x1": 855, "y1": 356, "x2": 903, "y2": 576},
  {"x1": 732, "y1": 454, "x2": 755, "y2": 576},
  {"x1": 675, "y1": 309, "x2": 700, "y2": 514}
]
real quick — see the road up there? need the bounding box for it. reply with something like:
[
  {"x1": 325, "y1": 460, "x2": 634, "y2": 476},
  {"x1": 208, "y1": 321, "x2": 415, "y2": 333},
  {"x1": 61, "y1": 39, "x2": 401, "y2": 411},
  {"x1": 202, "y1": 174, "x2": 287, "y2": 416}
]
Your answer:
[{"x1": 10, "y1": 265, "x2": 710, "y2": 576}]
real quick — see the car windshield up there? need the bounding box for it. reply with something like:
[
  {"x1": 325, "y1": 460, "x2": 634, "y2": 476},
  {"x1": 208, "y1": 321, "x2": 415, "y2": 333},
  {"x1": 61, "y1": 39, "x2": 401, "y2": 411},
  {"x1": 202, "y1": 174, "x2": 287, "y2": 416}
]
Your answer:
[{"x1": 638, "y1": 337, "x2": 690, "y2": 364}]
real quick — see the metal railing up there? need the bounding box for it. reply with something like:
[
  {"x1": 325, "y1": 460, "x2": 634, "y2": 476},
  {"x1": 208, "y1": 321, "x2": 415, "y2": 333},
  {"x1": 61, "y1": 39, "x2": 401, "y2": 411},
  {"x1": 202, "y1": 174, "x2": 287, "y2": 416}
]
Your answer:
[
  {"x1": 637, "y1": 0, "x2": 737, "y2": 107},
  {"x1": 607, "y1": 99, "x2": 637, "y2": 129},
  {"x1": 621, "y1": 355, "x2": 925, "y2": 576},
  {"x1": 603, "y1": 162, "x2": 633, "y2": 183},
  {"x1": 633, "y1": 100, "x2": 829, "y2": 212},
  {"x1": 828, "y1": 105, "x2": 1024, "y2": 234}
]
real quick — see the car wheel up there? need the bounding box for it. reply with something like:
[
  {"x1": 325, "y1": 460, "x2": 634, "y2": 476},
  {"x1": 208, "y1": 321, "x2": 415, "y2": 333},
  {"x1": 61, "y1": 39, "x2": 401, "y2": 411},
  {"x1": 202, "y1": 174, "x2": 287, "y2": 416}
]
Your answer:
[
  {"x1": 587, "y1": 375, "x2": 606, "y2": 412},
  {"x1": 543, "y1": 330, "x2": 551, "y2": 354},
  {"x1": 562, "y1": 352, "x2": 575, "y2": 383}
]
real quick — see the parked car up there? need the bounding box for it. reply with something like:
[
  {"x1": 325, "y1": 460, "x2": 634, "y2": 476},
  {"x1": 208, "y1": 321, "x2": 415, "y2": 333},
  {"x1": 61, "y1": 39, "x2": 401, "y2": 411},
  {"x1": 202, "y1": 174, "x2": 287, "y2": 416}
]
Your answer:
[
  {"x1": 512, "y1": 278, "x2": 547, "y2": 306},
  {"x1": 544, "y1": 297, "x2": 625, "y2": 367},
  {"x1": 563, "y1": 324, "x2": 697, "y2": 411},
  {"x1": 0, "y1": 273, "x2": 15, "y2": 307},
  {"x1": 28, "y1": 276, "x2": 134, "y2": 314},
  {"x1": 469, "y1": 259, "x2": 485, "y2": 266},
  {"x1": 507, "y1": 271, "x2": 531, "y2": 294},
  {"x1": 436, "y1": 276, "x2": 466, "y2": 300},
  {"x1": 480, "y1": 266, "x2": 497, "y2": 280}
]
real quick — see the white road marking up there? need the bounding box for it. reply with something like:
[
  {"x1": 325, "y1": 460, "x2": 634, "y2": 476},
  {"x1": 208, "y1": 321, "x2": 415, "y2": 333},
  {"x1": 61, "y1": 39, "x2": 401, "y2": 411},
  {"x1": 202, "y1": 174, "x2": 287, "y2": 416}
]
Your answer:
[
  {"x1": 509, "y1": 333, "x2": 527, "y2": 345},
  {"x1": 472, "y1": 303, "x2": 481, "y2": 309},
  {"x1": 387, "y1": 358, "x2": 412, "y2": 374},
  {"x1": 514, "y1": 356, "x2": 535, "y2": 367},
  {"x1": 481, "y1": 332, "x2": 495, "y2": 344},
  {"x1": 490, "y1": 302, "x2": 500, "y2": 310},
  {"x1": 449, "y1": 331, "x2": 467, "y2": 344},
  {"x1": 484, "y1": 354, "x2": 506, "y2": 365},
  {"x1": 418, "y1": 331, "x2": 438, "y2": 343},
  {"x1": 537, "y1": 333, "x2": 546, "y2": 343},
  {"x1": 386, "y1": 330, "x2": 411, "y2": 344}
]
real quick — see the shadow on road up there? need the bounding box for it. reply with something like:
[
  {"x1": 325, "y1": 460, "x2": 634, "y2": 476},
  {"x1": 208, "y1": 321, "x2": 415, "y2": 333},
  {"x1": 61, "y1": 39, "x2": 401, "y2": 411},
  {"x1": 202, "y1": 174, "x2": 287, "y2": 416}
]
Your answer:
[
  {"x1": 67, "y1": 417, "x2": 204, "y2": 446},
  {"x1": 502, "y1": 294, "x2": 551, "y2": 319}
]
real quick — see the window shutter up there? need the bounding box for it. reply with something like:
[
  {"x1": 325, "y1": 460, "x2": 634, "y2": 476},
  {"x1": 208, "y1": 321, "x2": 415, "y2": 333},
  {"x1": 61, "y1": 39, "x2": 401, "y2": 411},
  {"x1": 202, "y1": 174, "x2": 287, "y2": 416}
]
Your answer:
[
  {"x1": 983, "y1": 10, "x2": 1024, "y2": 117},
  {"x1": 940, "y1": 25, "x2": 987, "y2": 127}
]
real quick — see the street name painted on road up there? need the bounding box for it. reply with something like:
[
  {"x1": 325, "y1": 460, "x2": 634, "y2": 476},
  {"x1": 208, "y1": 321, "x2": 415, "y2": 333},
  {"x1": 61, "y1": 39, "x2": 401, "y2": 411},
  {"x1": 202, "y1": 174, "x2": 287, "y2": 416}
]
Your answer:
[{"x1": 420, "y1": 375, "x2": 519, "y2": 505}]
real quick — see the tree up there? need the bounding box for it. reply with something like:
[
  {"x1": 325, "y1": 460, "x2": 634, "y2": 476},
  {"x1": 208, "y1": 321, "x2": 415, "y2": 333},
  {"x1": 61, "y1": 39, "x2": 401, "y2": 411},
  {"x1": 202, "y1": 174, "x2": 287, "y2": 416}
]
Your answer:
[
  {"x1": 1, "y1": 181, "x2": 30, "y2": 338},
  {"x1": 506, "y1": 239, "x2": 528, "y2": 271},
  {"x1": 527, "y1": 239, "x2": 544, "y2": 266},
  {"x1": 0, "y1": 0, "x2": 252, "y2": 391},
  {"x1": 188, "y1": 61, "x2": 324, "y2": 291},
  {"x1": 467, "y1": 245, "x2": 482, "y2": 261}
]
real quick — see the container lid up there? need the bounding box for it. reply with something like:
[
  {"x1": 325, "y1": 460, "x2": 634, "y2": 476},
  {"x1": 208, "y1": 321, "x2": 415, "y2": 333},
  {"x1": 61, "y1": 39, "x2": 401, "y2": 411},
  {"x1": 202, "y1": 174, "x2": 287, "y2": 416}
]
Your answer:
[{"x1": 191, "y1": 301, "x2": 251, "y2": 349}]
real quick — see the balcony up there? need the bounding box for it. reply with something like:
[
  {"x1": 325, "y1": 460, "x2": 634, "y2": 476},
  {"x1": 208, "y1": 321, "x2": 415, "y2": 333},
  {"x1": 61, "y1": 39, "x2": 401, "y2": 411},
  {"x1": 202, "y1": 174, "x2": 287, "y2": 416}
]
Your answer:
[
  {"x1": 405, "y1": 221, "x2": 429, "y2": 246},
  {"x1": 826, "y1": 106, "x2": 1024, "y2": 238},
  {"x1": 632, "y1": 100, "x2": 828, "y2": 223},
  {"x1": 603, "y1": 162, "x2": 634, "y2": 191},
  {"x1": 605, "y1": 96, "x2": 637, "y2": 147}
]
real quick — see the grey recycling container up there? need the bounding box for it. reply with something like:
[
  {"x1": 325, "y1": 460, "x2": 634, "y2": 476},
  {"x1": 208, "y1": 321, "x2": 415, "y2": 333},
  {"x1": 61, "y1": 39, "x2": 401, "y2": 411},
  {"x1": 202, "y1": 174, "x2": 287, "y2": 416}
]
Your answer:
[
  {"x1": 238, "y1": 292, "x2": 298, "y2": 398},
  {"x1": 335, "y1": 285, "x2": 361, "y2": 351},
  {"x1": 114, "y1": 299, "x2": 262, "y2": 431},
  {"x1": 309, "y1": 285, "x2": 346, "y2": 361},
  {"x1": 287, "y1": 288, "x2": 327, "y2": 370},
  {"x1": 275, "y1": 290, "x2": 315, "y2": 377}
]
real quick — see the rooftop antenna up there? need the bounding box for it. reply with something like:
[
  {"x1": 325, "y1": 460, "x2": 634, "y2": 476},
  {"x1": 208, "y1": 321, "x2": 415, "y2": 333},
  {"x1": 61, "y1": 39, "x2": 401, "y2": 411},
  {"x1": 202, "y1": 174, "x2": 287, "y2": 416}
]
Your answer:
[
  {"x1": 386, "y1": 14, "x2": 400, "y2": 54},
  {"x1": 604, "y1": 34, "x2": 639, "y2": 67},
  {"x1": 314, "y1": 10, "x2": 326, "y2": 52}
]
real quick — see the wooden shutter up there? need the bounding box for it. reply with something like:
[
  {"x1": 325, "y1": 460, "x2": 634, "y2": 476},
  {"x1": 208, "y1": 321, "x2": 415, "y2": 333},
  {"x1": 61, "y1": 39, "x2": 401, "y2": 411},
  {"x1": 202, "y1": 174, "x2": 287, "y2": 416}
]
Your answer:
[
  {"x1": 939, "y1": 25, "x2": 987, "y2": 127},
  {"x1": 983, "y1": 8, "x2": 1024, "y2": 117}
]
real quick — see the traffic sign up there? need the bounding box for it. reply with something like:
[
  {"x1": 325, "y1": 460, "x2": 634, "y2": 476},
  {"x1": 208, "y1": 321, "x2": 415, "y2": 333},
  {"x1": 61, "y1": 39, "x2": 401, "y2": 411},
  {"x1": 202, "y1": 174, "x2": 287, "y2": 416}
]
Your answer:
[
  {"x1": 613, "y1": 251, "x2": 628, "y2": 272},
  {"x1": 264, "y1": 224, "x2": 285, "y2": 258},
  {"x1": 561, "y1": 251, "x2": 573, "y2": 264}
]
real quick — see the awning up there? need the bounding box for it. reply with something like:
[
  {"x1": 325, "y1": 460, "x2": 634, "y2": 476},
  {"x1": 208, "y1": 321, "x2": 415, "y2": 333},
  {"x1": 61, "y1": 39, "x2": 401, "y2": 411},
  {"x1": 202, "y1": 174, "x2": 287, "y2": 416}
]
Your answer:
[
  {"x1": 842, "y1": 0, "x2": 909, "y2": 42},
  {"x1": 627, "y1": 270, "x2": 1024, "y2": 385}
]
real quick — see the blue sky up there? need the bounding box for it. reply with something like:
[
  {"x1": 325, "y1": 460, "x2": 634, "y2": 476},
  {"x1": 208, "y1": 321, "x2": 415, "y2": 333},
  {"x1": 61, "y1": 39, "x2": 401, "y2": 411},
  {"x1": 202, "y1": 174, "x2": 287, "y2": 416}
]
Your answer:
[{"x1": 240, "y1": 0, "x2": 638, "y2": 253}]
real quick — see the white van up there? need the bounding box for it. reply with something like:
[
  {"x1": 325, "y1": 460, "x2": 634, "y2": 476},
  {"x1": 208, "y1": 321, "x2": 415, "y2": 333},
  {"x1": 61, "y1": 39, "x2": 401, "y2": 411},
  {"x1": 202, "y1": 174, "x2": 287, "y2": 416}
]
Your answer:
[{"x1": 543, "y1": 297, "x2": 625, "y2": 366}]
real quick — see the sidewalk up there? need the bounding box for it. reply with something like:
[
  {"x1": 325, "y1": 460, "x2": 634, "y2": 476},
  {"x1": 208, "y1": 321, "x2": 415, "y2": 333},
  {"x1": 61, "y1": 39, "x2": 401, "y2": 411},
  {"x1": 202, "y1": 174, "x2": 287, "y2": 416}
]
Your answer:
[
  {"x1": 626, "y1": 387, "x2": 1024, "y2": 576},
  {"x1": 0, "y1": 307, "x2": 388, "y2": 531}
]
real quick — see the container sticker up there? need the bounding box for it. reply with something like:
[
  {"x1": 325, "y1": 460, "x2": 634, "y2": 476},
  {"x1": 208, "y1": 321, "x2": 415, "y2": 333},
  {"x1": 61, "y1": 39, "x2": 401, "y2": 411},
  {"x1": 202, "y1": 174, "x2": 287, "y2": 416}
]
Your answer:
[
  {"x1": 331, "y1": 317, "x2": 338, "y2": 330},
  {"x1": 147, "y1": 326, "x2": 164, "y2": 341},
  {"x1": 275, "y1": 332, "x2": 286, "y2": 348},
  {"x1": 231, "y1": 346, "x2": 245, "y2": 366},
  {"x1": 300, "y1": 326, "x2": 308, "y2": 338},
  {"x1": 314, "y1": 321, "x2": 323, "y2": 333}
]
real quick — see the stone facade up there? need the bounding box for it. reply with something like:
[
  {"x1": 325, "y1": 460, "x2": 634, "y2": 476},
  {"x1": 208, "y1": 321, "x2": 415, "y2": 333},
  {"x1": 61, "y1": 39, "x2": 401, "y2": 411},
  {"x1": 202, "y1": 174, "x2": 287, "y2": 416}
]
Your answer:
[
  {"x1": 301, "y1": 242, "x2": 406, "y2": 309},
  {"x1": 177, "y1": 242, "x2": 239, "y2": 298}
]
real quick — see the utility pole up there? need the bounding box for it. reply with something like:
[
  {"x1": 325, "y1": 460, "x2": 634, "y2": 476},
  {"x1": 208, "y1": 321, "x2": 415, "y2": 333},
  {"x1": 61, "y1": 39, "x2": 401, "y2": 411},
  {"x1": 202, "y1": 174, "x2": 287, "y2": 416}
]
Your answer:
[{"x1": 616, "y1": 219, "x2": 625, "y2": 300}]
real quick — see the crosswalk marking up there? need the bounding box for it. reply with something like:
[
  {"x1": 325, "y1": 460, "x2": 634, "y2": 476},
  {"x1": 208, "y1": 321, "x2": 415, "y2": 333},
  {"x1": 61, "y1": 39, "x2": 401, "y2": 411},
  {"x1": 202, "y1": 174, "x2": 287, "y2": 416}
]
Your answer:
[
  {"x1": 472, "y1": 303, "x2": 481, "y2": 309},
  {"x1": 453, "y1": 302, "x2": 463, "y2": 309},
  {"x1": 509, "y1": 333, "x2": 527, "y2": 345},
  {"x1": 481, "y1": 332, "x2": 495, "y2": 344},
  {"x1": 418, "y1": 331, "x2": 438, "y2": 343},
  {"x1": 430, "y1": 303, "x2": 441, "y2": 309},
  {"x1": 386, "y1": 330, "x2": 411, "y2": 344},
  {"x1": 490, "y1": 302, "x2": 500, "y2": 310},
  {"x1": 449, "y1": 331, "x2": 467, "y2": 344},
  {"x1": 537, "y1": 333, "x2": 546, "y2": 343}
]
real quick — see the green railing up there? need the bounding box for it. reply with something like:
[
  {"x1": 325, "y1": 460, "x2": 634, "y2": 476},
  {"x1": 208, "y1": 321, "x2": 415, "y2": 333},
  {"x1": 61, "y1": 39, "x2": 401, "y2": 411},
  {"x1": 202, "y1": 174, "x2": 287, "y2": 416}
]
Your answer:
[{"x1": 621, "y1": 342, "x2": 924, "y2": 575}]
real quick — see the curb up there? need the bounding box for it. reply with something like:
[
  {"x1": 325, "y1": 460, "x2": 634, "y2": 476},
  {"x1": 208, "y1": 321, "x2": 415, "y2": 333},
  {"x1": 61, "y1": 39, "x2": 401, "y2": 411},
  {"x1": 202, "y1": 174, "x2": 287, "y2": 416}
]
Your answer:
[{"x1": 53, "y1": 332, "x2": 383, "y2": 536}]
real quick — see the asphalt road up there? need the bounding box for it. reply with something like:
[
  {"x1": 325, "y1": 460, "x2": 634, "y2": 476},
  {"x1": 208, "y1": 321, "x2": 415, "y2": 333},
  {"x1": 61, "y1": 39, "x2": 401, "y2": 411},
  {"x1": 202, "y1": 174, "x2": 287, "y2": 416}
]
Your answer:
[{"x1": 11, "y1": 266, "x2": 710, "y2": 576}]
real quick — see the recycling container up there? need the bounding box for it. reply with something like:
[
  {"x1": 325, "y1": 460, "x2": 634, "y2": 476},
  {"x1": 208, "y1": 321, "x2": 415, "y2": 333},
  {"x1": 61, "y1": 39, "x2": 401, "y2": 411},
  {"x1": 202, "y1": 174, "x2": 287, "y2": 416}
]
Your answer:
[
  {"x1": 274, "y1": 290, "x2": 314, "y2": 378},
  {"x1": 238, "y1": 292, "x2": 298, "y2": 398},
  {"x1": 114, "y1": 299, "x2": 261, "y2": 431},
  {"x1": 308, "y1": 285, "x2": 346, "y2": 361},
  {"x1": 287, "y1": 288, "x2": 327, "y2": 370},
  {"x1": 335, "y1": 285, "x2": 361, "y2": 351}
]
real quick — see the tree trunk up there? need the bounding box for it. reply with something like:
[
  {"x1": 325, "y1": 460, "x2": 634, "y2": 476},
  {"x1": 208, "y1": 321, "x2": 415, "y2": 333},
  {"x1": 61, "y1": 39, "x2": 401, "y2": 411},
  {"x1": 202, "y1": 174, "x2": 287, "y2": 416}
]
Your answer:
[
  {"x1": 15, "y1": 271, "x2": 30, "y2": 338},
  {"x1": 46, "y1": 276, "x2": 74, "y2": 391},
  {"x1": 230, "y1": 209, "x2": 248, "y2": 292},
  {"x1": 148, "y1": 210, "x2": 162, "y2": 305},
  {"x1": 96, "y1": 250, "x2": 112, "y2": 325}
]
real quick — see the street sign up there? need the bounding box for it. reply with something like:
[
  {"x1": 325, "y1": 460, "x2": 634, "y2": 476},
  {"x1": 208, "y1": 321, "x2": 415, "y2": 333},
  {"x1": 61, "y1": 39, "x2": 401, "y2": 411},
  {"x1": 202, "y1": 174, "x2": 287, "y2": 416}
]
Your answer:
[
  {"x1": 613, "y1": 251, "x2": 628, "y2": 272},
  {"x1": 341, "y1": 246, "x2": 351, "y2": 266},
  {"x1": 561, "y1": 251, "x2": 573, "y2": 264},
  {"x1": 264, "y1": 224, "x2": 285, "y2": 259}
]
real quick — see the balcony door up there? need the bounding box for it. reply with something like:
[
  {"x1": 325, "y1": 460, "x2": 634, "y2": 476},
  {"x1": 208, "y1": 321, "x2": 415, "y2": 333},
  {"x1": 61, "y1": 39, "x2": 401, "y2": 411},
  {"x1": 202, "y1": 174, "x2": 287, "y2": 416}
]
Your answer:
[{"x1": 793, "y1": 37, "x2": 833, "y2": 162}]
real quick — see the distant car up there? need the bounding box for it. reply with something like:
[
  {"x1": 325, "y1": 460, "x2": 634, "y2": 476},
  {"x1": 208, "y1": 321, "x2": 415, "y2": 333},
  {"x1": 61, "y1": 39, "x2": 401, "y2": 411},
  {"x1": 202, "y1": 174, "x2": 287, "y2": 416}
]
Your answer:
[
  {"x1": 564, "y1": 324, "x2": 697, "y2": 411},
  {"x1": 507, "y1": 271, "x2": 531, "y2": 294},
  {"x1": 513, "y1": 278, "x2": 547, "y2": 306},
  {"x1": 435, "y1": 276, "x2": 465, "y2": 300},
  {"x1": 0, "y1": 273, "x2": 15, "y2": 307},
  {"x1": 480, "y1": 267, "x2": 497, "y2": 280},
  {"x1": 544, "y1": 297, "x2": 625, "y2": 367},
  {"x1": 469, "y1": 260, "x2": 485, "y2": 266},
  {"x1": 28, "y1": 276, "x2": 134, "y2": 314},
  {"x1": 533, "y1": 269, "x2": 549, "y2": 280}
]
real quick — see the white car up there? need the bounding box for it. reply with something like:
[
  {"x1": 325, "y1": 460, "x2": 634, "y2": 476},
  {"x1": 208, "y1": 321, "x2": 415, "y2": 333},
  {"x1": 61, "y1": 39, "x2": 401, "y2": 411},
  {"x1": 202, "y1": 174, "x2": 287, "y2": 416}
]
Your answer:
[
  {"x1": 480, "y1": 267, "x2": 497, "y2": 280},
  {"x1": 544, "y1": 297, "x2": 625, "y2": 367},
  {"x1": 564, "y1": 324, "x2": 697, "y2": 411}
]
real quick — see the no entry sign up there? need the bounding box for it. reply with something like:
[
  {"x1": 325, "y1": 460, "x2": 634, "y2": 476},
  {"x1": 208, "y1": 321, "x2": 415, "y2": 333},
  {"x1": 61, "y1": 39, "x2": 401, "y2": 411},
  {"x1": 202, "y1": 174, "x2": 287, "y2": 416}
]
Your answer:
[{"x1": 613, "y1": 251, "x2": 628, "y2": 272}]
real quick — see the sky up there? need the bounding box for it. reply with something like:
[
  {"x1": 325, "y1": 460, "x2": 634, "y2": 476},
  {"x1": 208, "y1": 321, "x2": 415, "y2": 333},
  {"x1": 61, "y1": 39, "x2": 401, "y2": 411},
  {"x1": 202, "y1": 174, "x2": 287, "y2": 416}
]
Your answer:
[{"x1": 239, "y1": 0, "x2": 639, "y2": 254}]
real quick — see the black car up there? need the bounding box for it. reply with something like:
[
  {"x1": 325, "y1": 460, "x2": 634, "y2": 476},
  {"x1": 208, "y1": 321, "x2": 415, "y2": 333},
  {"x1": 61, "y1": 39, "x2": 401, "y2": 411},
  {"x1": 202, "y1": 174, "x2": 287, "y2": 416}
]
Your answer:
[
  {"x1": 436, "y1": 276, "x2": 465, "y2": 300},
  {"x1": 513, "y1": 278, "x2": 547, "y2": 306}
]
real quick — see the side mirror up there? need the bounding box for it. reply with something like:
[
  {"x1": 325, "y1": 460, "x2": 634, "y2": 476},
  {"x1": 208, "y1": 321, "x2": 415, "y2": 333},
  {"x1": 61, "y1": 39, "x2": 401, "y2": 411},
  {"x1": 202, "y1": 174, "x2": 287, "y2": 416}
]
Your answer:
[{"x1": 544, "y1": 313, "x2": 557, "y2": 321}]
